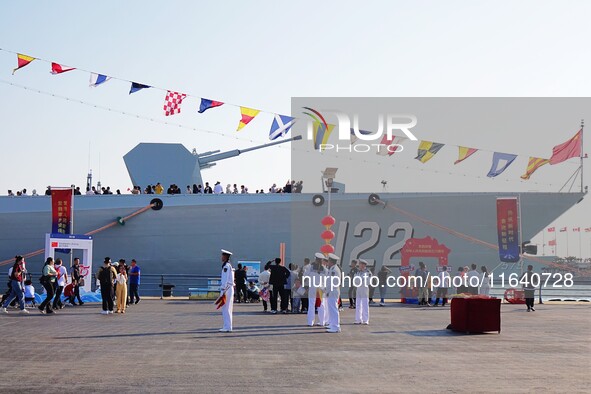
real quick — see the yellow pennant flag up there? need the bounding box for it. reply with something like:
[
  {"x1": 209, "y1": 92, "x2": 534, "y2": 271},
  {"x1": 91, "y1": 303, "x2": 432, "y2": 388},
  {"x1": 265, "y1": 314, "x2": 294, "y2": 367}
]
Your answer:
[
  {"x1": 521, "y1": 157, "x2": 549, "y2": 180},
  {"x1": 313, "y1": 121, "x2": 335, "y2": 151},
  {"x1": 237, "y1": 107, "x2": 261, "y2": 131}
]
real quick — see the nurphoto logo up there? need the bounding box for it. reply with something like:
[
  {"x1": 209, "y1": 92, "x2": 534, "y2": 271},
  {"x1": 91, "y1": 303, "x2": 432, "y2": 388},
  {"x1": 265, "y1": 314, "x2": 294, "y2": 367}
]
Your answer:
[{"x1": 303, "y1": 106, "x2": 419, "y2": 154}]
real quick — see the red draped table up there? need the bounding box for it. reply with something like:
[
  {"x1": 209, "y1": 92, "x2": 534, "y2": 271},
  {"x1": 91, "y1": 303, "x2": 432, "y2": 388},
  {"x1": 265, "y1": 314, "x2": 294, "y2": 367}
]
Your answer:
[{"x1": 450, "y1": 297, "x2": 501, "y2": 334}]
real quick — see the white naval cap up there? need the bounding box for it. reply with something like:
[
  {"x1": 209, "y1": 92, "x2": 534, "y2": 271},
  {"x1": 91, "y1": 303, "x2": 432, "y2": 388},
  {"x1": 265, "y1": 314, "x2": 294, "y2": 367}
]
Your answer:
[
  {"x1": 358, "y1": 259, "x2": 368, "y2": 265},
  {"x1": 314, "y1": 252, "x2": 325, "y2": 260},
  {"x1": 328, "y1": 253, "x2": 340, "y2": 262},
  {"x1": 221, "y1": 249, "x2": 233, "y2": 256}
]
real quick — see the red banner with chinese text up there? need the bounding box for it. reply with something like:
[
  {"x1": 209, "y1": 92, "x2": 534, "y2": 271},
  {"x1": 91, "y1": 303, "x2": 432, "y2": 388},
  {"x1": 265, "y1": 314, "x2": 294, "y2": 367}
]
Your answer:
[
  {"x1": 51, "y1": 188, "x2": 72, "y2": 235},
  {"x1": 496, "y1": 197, "x2": 520, "y2": 262}
]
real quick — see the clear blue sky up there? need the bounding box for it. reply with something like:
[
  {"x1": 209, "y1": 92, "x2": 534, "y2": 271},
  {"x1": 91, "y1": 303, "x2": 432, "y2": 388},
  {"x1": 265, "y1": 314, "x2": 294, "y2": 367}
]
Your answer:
[{"x1": 1, "y1": 0, "x2": 590, "y2": 256}]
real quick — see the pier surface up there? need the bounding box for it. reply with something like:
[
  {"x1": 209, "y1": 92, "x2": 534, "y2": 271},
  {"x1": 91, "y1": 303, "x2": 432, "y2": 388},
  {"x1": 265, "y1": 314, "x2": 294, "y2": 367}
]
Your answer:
[{"x1": 0, "y1": 299, "x2": 589, "y2": 393}]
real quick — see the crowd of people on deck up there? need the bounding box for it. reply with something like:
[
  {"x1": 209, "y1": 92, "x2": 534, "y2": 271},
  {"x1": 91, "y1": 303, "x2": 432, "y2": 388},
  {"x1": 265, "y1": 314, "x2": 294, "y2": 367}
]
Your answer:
[
  {"x1": 6, "y1": 180, "x2": 303, "y2": 197},
  {"x1": 1, "y1": 255, "x2": 141, "y2": 316}
]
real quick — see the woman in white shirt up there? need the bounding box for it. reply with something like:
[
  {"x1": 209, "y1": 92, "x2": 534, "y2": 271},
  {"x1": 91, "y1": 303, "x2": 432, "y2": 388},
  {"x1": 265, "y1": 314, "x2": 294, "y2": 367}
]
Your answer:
[{"x1": 115, "y1": 265, "x2": 128, "y2": 313}]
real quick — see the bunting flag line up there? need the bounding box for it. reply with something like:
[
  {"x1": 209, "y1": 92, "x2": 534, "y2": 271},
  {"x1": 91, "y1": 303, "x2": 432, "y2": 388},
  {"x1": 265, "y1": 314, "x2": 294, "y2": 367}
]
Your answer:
[
  {"x1": 12, "y1": 54, "x2": 35, "y2": 74},
  {"x1": 585, "y1": 228, "x2": 591, "y2": 232},
  {"x1": 547, "y1": 227, "x2": 555, "y2": 232},
  {"x1": 89, "y1": 73, "x2": 111, "y2": 87},
  {"x1": 198, "y1": 98, "x2": 224, "y2": 113},
  {"x1": 559, "y1": 227, "x2": 567, "y2": 232},
  {"x1": 454, "y1": 146, "x2": 478, "y2": 165},
  {"x1": 163, "y1": 91, "x2": 187, "y2": 116},
  {"x1": 487, "y1": 152, "x2": 517, "y2": 178},
  {"x1": 50, "y1": 63, "x2": 76, "y2": 75},
  {"x1": 548, "y1": 239, "x2": 556, "y2": 246},
  {"x1": 549, "y1": 129, "x2": 582, "y2": 165},
  {"x1": 376, "y1": 135, "x2": 407, "y2": 156},
  {"x1": 573, "y1": 227, "x2": 581, "y2": 232},
  {"x1": 520, "y1": 157, "x2": 550, "y2": 180},
  {"x1": 312, "y1": 121, "x2": 335, "y2": 151},
  {"x1": 415, "y1": 141, "x2": 444, "y2": 163},
  {"x1": 269, "y1": 114, "x2": 296, "y2": 140},
  {"x1": 237, "y1": 107, "x2": 260, "y2": 131},
  {"x1": 129, "y1": 82, "x2": 150, "y2": 94}
]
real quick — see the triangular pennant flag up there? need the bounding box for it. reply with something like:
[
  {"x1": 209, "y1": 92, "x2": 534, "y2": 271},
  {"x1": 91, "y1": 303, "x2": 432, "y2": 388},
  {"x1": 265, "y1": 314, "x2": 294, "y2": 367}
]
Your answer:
[
  {"x1": 12, "y1": 54, "x2": 35, "y2": 74},
  {"x1": 376, "y1": 134, "x2": 407, "y2": 156},
  {"x1": 313, "y1": 121, "x2": 335, "y2": 150},
  {"x1": 454, "y1": 146, "x2": 478, "y2": 165},
  {"x1": 520, "y1": 157, "x2": 550, "y2": 180},
  {"x1": 89, "y1": 73, "x2": 111, "y2": 87},
  {"x1": 50, "y1": 62, "x2": 76, "y2": 74},
  {"x1": 163, "y1": 91, "x2": 187, "y2": 116},
  {"x1": 129, "y1": 82, "x2": 151, "y2": 94},
  {"x1": 198, "y1": 98, "x2": 224, "y2": 113},
  {"x1": 237, "y1": 107, "x2": 260, "y2": 131},
  {"x1": 269, "y1": 114, "x2": 296, "y2": 140},
  {"x1": 549, "y1": 129, "x2": 582, "y2": 165},
  {"x1": 415, "y1": 141, "x2": 444, "y2": 163},
  {"x1": 487, "y1": 152, "x2": 517, "y2": 177}
]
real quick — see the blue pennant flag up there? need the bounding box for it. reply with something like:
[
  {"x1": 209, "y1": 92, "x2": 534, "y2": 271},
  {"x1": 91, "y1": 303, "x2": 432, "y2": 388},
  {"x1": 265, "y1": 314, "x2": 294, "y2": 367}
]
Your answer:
[
  {"x1": 198, "y1": 98, "x2": 224, "y2": 113},
  {"x1": 487, "y1": 152, "x2": 517, "y2": 177},
  {"x1": 129, "y1": 82, "x2": 151, "y2": 94},
  {"x1": 89, "y1": 73, "x2": 111, "y2": 87},
  {"x1": 269, "y1": 114, "x2": 296, "y2": 140}
]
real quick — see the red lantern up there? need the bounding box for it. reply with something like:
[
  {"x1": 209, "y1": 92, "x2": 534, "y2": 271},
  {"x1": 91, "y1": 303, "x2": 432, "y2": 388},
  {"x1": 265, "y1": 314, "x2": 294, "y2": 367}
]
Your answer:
[
  {"x1": 321, "y1": 230, "x2": 335, "y2": 241},
  {"x1": 320, "y1": 244, "x2": 335, "y2": 254},
  {"x1": 321, "y1": 215, "x2": 336, "y2": 228}
]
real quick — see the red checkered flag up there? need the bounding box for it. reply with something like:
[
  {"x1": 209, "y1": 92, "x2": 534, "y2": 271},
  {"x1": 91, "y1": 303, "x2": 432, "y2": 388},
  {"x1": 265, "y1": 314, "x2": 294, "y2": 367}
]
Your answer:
[{"x1": 163, "y1": 90, "x2": 187, "y2": 116}]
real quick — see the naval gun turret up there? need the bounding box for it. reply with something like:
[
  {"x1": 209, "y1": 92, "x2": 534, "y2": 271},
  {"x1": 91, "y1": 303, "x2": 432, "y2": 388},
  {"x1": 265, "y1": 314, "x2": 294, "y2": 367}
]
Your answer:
[{"x1": 123, "y1": 136, "x2": 301, "y2": 190}]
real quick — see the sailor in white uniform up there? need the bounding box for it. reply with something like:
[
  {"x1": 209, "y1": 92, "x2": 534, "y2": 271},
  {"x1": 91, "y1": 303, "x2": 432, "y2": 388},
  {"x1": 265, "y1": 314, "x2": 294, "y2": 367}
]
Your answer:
[
  {"x1": 306, "y1": 252, "x2": 328, "y2": 327},
  {"x1": 219, "y1": 249, "x2": 234, "y2": 332},
  {"x1": 354, "y1": 259, "x2": 372, "y2": 325},
  {"x1": 326, "y1": 253, "x2": 342, "y2": 333}
]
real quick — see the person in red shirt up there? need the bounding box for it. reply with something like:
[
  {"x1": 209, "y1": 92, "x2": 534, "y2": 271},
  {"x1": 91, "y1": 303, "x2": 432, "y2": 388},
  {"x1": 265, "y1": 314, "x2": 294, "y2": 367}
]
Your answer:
[{"x1": 1, "y1": 256, "x2": 28, "y2": 314}]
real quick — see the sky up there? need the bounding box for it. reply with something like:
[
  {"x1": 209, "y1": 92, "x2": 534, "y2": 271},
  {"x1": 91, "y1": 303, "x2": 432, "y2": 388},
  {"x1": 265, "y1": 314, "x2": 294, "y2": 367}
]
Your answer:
[{"x1": 1, "y1": 1, "x2": 591, "y2": 257}]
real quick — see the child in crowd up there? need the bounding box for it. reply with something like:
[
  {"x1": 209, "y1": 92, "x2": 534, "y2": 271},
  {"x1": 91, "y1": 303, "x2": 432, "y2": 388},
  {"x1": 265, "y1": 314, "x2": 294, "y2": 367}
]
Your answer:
[{"x1": 24, "y1": 279, "x2": 35, "y2": 307}]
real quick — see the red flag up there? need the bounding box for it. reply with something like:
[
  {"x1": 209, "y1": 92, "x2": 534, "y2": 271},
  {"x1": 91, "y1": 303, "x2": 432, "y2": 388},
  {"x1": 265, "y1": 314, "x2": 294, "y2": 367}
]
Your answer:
[
  {"x1": 163, "y1": 91, "x2": 186, "y2": 116},
  {"x1": 573, "y1": 227, "x2": 581, "y2": 232},
  {"x1": 585, "y1": 228, "x2": 591, "y2": 232},
  {"x1": 550, "y1": 130, "x2": 582, "y2": 165},
  {"x1": 548, "y1": 239, "x2": 556, "y2": 246},
  {"x1": 214, "y1": 293, "x2": 226, "y2": 309},
  {"x1": 547, "y1": 227, "x2": 555, "y2": 232},
  {"x1": 50, "y1": 63, "x2": 76, "y2": 74}
]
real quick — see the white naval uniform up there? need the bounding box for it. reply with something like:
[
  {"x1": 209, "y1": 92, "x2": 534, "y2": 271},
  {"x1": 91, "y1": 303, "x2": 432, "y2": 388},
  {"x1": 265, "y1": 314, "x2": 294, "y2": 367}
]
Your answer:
[
  {"x1": 326, "y1": 264, "x2": 341, "y2": 332},
  {"x1": 306, "y1": 266, "x2": 328, "y2": 326},
  {"x1": 220, "y1": 261, "x2": 234, "y2": 331},
  {"x1": 354, "y1": 268, "x2": 372, "y2": 324}
]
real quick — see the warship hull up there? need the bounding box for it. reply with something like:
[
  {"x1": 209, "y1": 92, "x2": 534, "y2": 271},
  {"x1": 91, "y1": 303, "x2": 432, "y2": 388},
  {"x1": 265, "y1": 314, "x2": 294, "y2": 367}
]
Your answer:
[{"x1": 0, "y1": 192, "x2": 584, "y2": 278}]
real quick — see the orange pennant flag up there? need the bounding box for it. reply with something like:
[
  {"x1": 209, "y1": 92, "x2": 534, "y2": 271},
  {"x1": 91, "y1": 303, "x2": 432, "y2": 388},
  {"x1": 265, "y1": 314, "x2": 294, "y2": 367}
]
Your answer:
[
  {"x1": 12, "y1": 54, "x2": 35, "y2": 74},
  {"x1": 237, "y1": 107, "x2": 260, "y2": 131},
  {"x1": 454, "y1": 146, "x2": 478, "y2": 165},
  {"x1": 521, "y1": 157, "x2": 549, "y2": 180}
]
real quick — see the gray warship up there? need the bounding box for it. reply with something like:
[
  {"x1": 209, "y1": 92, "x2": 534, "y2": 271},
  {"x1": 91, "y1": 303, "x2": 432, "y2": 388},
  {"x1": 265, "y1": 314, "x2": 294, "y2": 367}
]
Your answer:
[{"x1": 0, "y1": 136, "x2": 586, "y2": 283}]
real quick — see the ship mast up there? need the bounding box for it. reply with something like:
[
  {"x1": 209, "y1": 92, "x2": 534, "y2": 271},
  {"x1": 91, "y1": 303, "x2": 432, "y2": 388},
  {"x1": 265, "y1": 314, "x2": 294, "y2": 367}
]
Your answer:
[{"x1": 581, "y1": 119, "x2": 585, "y2": 194}]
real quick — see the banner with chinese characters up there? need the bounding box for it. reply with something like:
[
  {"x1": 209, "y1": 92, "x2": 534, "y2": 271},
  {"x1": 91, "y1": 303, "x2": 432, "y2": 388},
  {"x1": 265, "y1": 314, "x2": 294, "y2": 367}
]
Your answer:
[
  {"x1": 496, "y1": 197, "x2": 520, "y2": 262},
  {"x1": 51, "y1": 188, "x2": 73, "y2": 252}
]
